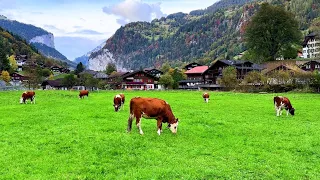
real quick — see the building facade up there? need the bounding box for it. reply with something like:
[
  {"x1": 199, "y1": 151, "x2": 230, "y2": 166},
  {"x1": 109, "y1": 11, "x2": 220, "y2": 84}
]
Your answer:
[{"x1": 302, "y1": 33, "x2": 320, "y2": 58}]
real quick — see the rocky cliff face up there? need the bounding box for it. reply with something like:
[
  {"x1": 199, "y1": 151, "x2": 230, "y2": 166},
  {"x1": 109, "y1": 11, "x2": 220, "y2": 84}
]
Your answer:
[
  {"x1": 74, "y1": 41, "x2": 106, "y2": 67},
  {"x1": 30, "y1": 33, "x2": 55, "y2": 48},
  {"x1": 88, "y1": 48, "x2": 126, "y2": 71}
]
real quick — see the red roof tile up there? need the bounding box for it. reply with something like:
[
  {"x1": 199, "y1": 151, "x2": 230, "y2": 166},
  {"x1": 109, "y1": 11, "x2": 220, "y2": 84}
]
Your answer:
[{"x1": 185, "y1": 66, "x2": 208, "y2": 74}]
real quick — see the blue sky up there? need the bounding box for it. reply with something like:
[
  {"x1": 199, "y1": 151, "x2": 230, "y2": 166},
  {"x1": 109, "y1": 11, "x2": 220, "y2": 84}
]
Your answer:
[{"x1": 0, "y1": 0, "x2": 218, "y2": 60}]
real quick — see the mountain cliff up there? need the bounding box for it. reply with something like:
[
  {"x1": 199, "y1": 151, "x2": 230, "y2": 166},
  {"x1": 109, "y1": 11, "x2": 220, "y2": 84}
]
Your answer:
[
  {"x1": 88, "y1": 0, "x2": 319, "y2": 70},
  {"x1": 74, "y1": 41, "x2": 106, "y2": 68},
  {"x1": 0, "y1": 16, "x2": 74, "y2": 66}
]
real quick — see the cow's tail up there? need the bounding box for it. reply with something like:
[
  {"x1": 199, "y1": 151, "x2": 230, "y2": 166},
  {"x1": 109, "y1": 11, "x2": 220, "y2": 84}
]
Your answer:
[
  {"x1": 127, "y1": 99, "x2": 135, "y2": 132},
  {"x1": 273, "y1": 96, "x2": 276, "y2": 105}
]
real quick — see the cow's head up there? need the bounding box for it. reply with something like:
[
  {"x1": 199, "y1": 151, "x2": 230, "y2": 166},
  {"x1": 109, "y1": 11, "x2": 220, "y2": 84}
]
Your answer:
[
  {"x1": 113, "y1": 104, "x2": 120, "y2": 112},
  {"x1": 167, "y1": 119, "x2": 179, "y2": 134},
  {"x1": 289, "y1": 108, "x2": 295, "y2": 115}
]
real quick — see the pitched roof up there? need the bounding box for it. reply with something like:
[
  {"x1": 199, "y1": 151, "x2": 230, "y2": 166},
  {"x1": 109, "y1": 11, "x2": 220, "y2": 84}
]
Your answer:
[{"x1": 185, "y1": 66, "x2": 208, "y2": 74}]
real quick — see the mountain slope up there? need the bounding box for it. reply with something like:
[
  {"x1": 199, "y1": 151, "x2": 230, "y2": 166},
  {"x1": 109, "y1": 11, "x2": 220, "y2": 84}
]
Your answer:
[
  {"x1": 0, "y1": 15, "x2": 73, "y2": 66},
  {"x1": 89, "y1": 0, "x2": 319, "y2": 70},
  {"x1": 0, "y1": 26, "x2": 69, "y2": 68},
  {"x1": 31, "y1": 42, "x2": 76, "y2": 67},
  {"x1": 74, "y1": 41, "x2": 106, "y2": 68}
]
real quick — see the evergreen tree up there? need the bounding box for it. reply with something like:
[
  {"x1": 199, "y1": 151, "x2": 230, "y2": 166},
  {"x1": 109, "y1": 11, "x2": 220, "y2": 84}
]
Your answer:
[
  {"x1": 75, "y1": 62, "x2": 85, "y2": 75},
  {"x1": 0, "y1": 40, "x2": 10, "y2": 72}
]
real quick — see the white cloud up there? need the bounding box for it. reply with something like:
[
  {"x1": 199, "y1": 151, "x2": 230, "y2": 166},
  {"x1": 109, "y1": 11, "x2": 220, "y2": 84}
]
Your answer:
[{"x1": 102, "y1": 0, "x2": 166, "y2": 25}]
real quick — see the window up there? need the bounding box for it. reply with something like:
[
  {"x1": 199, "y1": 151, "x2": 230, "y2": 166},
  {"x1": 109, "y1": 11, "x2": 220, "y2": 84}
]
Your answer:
[
  {"x1": 306, "y1": 65, "x2": 311, "y2": 69},
  {"x1": 315, "y1": 64, "x2": 320, "y2": 69}
]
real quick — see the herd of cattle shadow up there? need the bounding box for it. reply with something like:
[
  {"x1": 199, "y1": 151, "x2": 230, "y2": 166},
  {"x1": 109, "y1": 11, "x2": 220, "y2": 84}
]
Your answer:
[{"x1": 19, "y1": 90, "x2": 295, "y2": 135}]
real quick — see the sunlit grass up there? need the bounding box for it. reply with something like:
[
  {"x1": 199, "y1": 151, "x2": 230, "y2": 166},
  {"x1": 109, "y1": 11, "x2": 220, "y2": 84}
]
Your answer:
[{"x1": 0, "y1": 90, "x2": 319, "y2": 179}]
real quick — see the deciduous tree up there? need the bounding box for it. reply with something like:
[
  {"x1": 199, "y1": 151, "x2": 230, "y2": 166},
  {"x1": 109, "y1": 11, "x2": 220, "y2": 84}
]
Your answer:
[
  {"x1": 0, "y1": 70, "x2": 10, "y2": 83},
  {"x1": 106, "y1": 63, "x2": 117, "y2": 75},
  {"x1": 219, "y1": 66, "x2": 238, "y2": 90},
  {"x1": 159, "y1": 73, "x2": 174, "y2": 89},
  {"x1": 245, "y1": 3, "x2": 301, "y2": 62}
]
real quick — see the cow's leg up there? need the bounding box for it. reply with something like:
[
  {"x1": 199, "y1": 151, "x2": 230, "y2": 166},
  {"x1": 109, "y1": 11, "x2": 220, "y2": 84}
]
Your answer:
[
  {"x1": 286, "y1": 109, "x2": 289, "y2": 116},
  {"x1": 276, "y1": 107, "x2": 281, "y2": 117},
  {"x1": 127, "y1": 113, "x2": 134, "y2": 132},
  {"x1": 136, "y1": 116, "x2": 144, "y2": 135},
  {"x1": 157, "y1": 118, "x2": 163, "y2": 135},
  {"x1": 33, "y1": 96, "x2": 36, "y2": 104}
]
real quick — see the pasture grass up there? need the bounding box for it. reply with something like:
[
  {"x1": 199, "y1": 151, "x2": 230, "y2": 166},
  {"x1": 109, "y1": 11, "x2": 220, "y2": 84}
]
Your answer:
[{"x1": 0, "y1": 90, "x2": 319, "y2": 179}]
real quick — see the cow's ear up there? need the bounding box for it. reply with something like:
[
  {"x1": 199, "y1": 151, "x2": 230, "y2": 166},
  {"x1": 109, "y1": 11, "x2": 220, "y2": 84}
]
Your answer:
[{"x1": 176, "y1": 118, "x2": 179, "y2": 122}]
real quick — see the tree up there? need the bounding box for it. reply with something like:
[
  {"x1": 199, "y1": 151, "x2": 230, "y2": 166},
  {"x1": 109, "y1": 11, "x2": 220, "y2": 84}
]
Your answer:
[
  {"x1": 106, "y1": 63, "x2": 117, "y2": 75},
  {"x1": 159, "y1": 73, "x2": 174, "y2": 89},
  {"x1": 41, "y1": 68, "x2": 51, "y2": 77},
  {"x1": 8, "y1": 55, "x2": 17, "y2": 72},
  {"x1": 219, "y1": 66, "x2": 238, "y2": 90},
  {"x1": 75, "y1": 62, "x2": 85, "y2": 75},
  {"x1": 62, "y1": 74, "x2": 78, "y2": 89},
  {"x1": 169, "y1": 68, "x2": 186, "y2": 89},
  {"x1": 0, "y1": 42, "x2": 10, "y2": 71},
  {"x1": 160, "y1": 62, "x2": 171, "y2": 74},
  {"x1": 0, "y1": 70, "x2": 10, "y2": 83},
  {"x1": 245, "y1": 3, "x2": 301, "y2": 62},
  {"x1": 310, "y1": 71, "x2": 320, "y2": 92},
  {"x1": 310, "y1": 17, "x2": 320, "y2": 33}
]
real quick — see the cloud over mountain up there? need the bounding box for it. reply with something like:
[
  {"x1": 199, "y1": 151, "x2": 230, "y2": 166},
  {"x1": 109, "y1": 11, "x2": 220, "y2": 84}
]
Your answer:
[{"x1": 102, "y1": 0, "x2": 166, "y2": 25}]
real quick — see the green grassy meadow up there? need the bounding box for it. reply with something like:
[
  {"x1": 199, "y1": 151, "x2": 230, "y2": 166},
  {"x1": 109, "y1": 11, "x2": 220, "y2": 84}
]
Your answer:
[{"x1": 0, "y1": 90, "x2": 319, "y2": 179}]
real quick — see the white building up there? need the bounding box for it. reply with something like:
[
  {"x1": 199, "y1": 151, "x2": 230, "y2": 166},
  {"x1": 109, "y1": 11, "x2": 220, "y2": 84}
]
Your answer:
[{"x1": 302, "y1": 33, "x2": 320, "y2": 58}]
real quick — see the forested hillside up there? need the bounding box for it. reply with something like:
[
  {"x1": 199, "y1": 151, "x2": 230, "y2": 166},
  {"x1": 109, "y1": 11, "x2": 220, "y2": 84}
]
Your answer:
[
  {"x1": 89, "y1": 0, "x2": 320, "y2": 70},
  {"x1": 0, "y1": 26, "x2": 69, "y2": 68},
  {"x1": 0, "y1": 15, "x2": 73, "y2": 66}
]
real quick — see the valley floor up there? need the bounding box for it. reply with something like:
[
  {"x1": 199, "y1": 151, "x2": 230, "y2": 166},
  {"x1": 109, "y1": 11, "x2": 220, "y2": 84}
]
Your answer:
[{"x1": 0, "y1": 90, "x2": 319, "y2": 179}]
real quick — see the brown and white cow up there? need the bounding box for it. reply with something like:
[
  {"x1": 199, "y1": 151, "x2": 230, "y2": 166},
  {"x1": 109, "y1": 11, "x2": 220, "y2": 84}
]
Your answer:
[
  {"x1": 113, "y1": 93, "x2": 125, "y2": 112},
  {"x1": 20, "y1": 91, "x2": 36, "y2": 104},
  {"x1": 127, "y1": 97, "x2": 179, "y2": 135},
  {"x1": 79, "y1": 90, "x2": 89, "y2": 99},
  {"x1": 274, "y1": 96, "x2": 295, "y2": 116},
  {"x1": 202, "y1": 92, "x2": 210, "y2": 103}
]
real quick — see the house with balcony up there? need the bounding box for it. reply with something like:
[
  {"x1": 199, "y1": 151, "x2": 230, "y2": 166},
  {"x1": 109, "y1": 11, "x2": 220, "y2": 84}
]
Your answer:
[
  {"x1": 121, "y1": 70, "x2": 160, "y2": 90},
  {"x1": 200, "y1": 60, "x2": 263, "y2": 89},
  {"x1": 302, "y1": 33, "x2": 320, "y2": 58},
  {"x1": 179, "y1": 66, "x2": 208, "y2": 89},
  {"x1": 15, "y1": 55, "x2": 27, "y2": 71}
]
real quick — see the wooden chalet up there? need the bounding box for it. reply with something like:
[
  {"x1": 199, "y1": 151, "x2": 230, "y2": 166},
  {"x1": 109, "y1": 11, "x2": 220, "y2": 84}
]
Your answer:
[
  {"x1": 179, "y1": 66, "x2": 208, "y2": 89},
  {"x1": 50, "y1": 65, "x2": 70, "y2": 73},
  {"x1": 41, "y1": 79, "x2": 66, "y2": 90},
  {"x1": 200, "y1": 60, "x2": 263, "y2": 89},
  {"x1": 298, "y1": 60, "x2": 320, "y2": 72},
  {"x1": 105, "y1": 72, "x2": 129, "y2": 89},
  {"x1": 15, "y1": 55, "x2": 27, "y2": 71},
  {"x1": 11, "y1": 72, "x2": 28, "y2": 82},
  {"x1": 121, "y1": 70, "x2": 160, "y2": 90}
]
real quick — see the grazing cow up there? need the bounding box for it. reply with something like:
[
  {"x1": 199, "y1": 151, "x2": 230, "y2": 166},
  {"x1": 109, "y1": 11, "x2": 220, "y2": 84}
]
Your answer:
[
  {"x1": 274, "y1": 96, "x2": 295, "y2": 116},
  {"x1": 127, "y1": 97, "x2": 179, "y2": 135},
  {"x1": 113, "y1": 93, "x2": 125, "y2": 112},
  {"x1": 20, "y1": 91, "x2": 36, "y2": 104},
  {"x1": 202, "y1": 92, "x2": 210, "y2": 103},
  {"x1": 79, "y1": 90, "x2": 89, "y2": 99}
]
